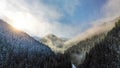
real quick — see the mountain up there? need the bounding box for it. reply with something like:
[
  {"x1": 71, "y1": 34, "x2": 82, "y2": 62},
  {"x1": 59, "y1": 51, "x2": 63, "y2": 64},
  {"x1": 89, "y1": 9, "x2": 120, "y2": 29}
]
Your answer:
[
  {"x1": 0, "y1": 19, "x2": 53, "y2": 56},
  {"x1": 65, "y1": 32, "x2": 107, "y2": 66},
  {"x1": 0, "y1": 20, "x2": 72, "y2": 68},
  {"x1": 64, "y1": 17, "x2": 120, "y2": 49},
  {"x1": 65, "y1": 17, "x2": 120, "y2": 66},
  {"x1": 41, "y1": 34, "x2": 67, "y2": 53},
  {"x1": 79, "y1": 19, "x2": 120, "y2": 68},
  {"x1": 41, "y1": 34, "x2": 66, "y2": 48},
  {"x1": 64, "y1": 20, "x2": 115, "y2": 49}
]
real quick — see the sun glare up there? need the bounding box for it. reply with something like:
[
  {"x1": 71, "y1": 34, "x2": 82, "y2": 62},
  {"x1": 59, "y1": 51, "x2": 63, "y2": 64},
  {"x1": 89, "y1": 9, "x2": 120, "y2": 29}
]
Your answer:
[
  {"x1": 9, "y1": 12, "x2": 36, "y2": 30},
  {"x1": 12, "y1": 22, "x2": 27, "y2": 30}
]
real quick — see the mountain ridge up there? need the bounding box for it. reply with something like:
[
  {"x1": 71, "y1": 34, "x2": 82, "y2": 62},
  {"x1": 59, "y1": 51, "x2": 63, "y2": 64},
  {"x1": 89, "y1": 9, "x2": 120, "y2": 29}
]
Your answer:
[
  {"x1": 0, "y1": 19, "x2": 53, "y2": 56},
  {"x1": 65, "y1": 17, "x2": 120, "y2": 67},
  {"x1": 0, "y1": 19, "x2": 73, "y2": 68},
  {"x1": 64, "y1": 17, "x2": 120, "y2": 49},
  {"x1": 79, "y1": 19, "x2": 120, "y2": 68}
]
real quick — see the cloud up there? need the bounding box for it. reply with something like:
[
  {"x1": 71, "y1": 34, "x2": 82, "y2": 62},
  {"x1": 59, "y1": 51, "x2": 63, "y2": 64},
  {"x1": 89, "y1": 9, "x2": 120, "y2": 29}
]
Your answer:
[
  {"x1": 103, "y1": 0, "x2": 120, "y2": 18},
  {"x1": 64, "y1": 0, "x2": 120, "y2": 48},
  {"x1": 87, "y1": 0, "x2": 119, "y2": 27},
  {"x1": 41, "y1": 0, "x2": 80, "y2": 16},
  {"x1": 93, "y1": 0, "x2": 120, "y2": 24},
  {"x1": 0, "y1": 0, "x2": 82, "y2": 38},
  {"x1": 0, "y1": 0, "x2": 119, "y2": 39},
  {"x1": 62, "y1": 0, "x2": 80, "y2": 15}
]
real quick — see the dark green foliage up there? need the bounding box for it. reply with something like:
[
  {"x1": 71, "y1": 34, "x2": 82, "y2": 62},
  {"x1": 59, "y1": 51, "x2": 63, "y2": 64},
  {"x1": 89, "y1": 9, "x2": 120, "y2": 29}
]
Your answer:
[
  {"x1": 5, "y1": 53, "x2": 71, "y2": 68},
  {"x1": 79, "y1": 20, "x2": 120, "y2": 68},
  {"x1": 65, "y1": 33, "x2": 107, "y2": 66},
  {"x1": 65, "y1": 33, "x2": 106, "y2": 54},
  {"x1": 0, "y1": 37, "x2": 72, "y2": 68},
  {"x1": 115, "y1": 20, "x2": 120, "y2": 27},
  {"x1": 0, "y1": 39, "x2": 72, "y2": 68}
]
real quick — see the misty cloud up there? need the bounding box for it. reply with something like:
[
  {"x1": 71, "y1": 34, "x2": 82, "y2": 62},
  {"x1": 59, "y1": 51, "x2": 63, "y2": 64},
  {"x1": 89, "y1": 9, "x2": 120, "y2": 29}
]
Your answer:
[
  {"x1": 0, "y1": 0, "x2": 82, "y2": 38},
  {"x1": 0, "y1": 0, "x2": 120, "y2": 38}
]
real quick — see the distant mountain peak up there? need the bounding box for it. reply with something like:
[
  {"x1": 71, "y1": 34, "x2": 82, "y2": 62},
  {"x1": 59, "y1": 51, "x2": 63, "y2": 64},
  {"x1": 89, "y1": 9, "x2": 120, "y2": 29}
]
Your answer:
[
  {"x1": 46, "y1": 34, "x2": 57, "y2": 38},
  {"x1": 40, "y1": 34, "x2": 67, "y2": 53}
]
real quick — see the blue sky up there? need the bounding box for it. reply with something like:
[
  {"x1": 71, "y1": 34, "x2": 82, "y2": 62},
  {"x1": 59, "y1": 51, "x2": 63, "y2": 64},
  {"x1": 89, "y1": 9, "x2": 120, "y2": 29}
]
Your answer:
[
  {"x1": 41, "y1": 0, "x2": 107, "y2": 23},
  {"x1": 0, "y1": 0, "x2": 120, "y2": 38}
]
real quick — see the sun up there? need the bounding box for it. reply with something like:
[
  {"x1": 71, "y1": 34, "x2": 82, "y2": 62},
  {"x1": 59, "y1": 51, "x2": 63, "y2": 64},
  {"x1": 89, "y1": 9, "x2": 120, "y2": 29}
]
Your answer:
[
  {"x1": 9, "y1": 12, "x2": 35, "y2": 30},
  {"x1": 12, "y1": 22, "x2": 27, "y2": 30},
  {"x1": 11, "y1": 17, "x2": 30, "y2": 30}
]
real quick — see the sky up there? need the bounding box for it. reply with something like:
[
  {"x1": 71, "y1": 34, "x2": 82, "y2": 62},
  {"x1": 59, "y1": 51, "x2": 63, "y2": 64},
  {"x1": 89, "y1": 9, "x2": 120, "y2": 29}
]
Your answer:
[{"x1": 0, "y1": 0, "x2": 120, "y2": 38}]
